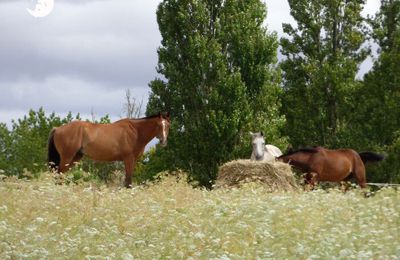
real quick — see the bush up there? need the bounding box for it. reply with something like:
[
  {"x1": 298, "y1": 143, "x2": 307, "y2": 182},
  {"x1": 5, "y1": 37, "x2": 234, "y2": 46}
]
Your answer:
[
  {"x1": 366, "y1": 132, "x2": 400, "y2": 184},
  {"x1": 0, "y1": 108, "x2": 124, "y2": 183}
]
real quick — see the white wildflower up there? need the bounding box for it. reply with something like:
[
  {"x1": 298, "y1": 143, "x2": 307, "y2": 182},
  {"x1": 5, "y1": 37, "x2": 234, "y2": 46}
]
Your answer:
[
  {"x1": 121, "y1": 252, "x2": 134, "y2": 260},
  {"x1": 194, "y1": 232, "x2": 205, "y2": 239},
  {"x1": 35, "y1": 217, "x2": 44, "y2": 223},
  {"x1": 339, "y1": 249, "x2": 352, "y2": 258}
]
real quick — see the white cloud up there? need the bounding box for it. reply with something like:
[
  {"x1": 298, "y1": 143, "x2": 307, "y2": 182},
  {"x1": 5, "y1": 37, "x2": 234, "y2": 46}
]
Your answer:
[
  {"x1": 0, "y1": 0, "x2": 161, "y2": 84},
  {"x1": 0, "y1": 76, "x2": 149, "y2": 122},
  {"x1": 0, "y1": 0, "x2": 381, "y2": 126}
]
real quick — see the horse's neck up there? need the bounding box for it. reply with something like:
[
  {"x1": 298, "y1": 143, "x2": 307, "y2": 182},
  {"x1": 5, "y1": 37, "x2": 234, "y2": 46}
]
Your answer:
[
  {"x1": 129, "y1": 118, "x2": 158, "y2": 145},
  {"x1": 287, "y1": 152, "x2": 312, "y2": 164}
]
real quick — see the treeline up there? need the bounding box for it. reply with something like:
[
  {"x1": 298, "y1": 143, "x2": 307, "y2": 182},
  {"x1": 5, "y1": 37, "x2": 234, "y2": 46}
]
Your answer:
[
  {"x1": 0, "y1": 108, "x2": 158, "y2": 184},
  {"x1": 146, "y1": 0, "x2": 400, "y2": 186},
  {"x1": 0, "y1": 0, "x2": 399, "y2": 186},
  {"x1": 0, "y1": 109, "x2": 119, "y2": 181},
  {"x1": 0, "y1": 109, "x2": 80, "y2": 177}
]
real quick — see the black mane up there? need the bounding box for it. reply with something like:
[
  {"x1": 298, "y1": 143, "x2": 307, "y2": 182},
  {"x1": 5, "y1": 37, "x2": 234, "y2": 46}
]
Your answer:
[
  {"x1": 134, "y1": 112, "x2": 169, "y2": 120},
  {"x1": 280, "y1": 147, "x2": 319, "y2": 157}
]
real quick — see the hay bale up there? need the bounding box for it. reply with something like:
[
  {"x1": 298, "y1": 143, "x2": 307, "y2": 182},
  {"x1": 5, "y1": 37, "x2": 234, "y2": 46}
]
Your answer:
[{"x1": 215, "y1": 159, "x2": 298, "y2": 191}]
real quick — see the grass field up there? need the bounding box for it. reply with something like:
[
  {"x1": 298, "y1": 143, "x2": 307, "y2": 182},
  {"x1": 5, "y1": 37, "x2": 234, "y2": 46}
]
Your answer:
[{"x1": 0, "y1": 173, "x2": 399, "y2": 259}]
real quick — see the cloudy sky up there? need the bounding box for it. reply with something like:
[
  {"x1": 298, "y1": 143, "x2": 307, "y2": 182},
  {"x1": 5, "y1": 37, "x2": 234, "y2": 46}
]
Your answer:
[{"x1": 0, "y1": 0, "x2": 380, "y2": 126}]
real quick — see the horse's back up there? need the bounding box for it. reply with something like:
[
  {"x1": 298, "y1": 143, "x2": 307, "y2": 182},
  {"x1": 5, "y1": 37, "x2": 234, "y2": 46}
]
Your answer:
[
  {"x1": 54, "y1": 120, "x2": 90, "y2": 138},
  {"x1": 52, "y1": 121, "x2": 90, "y2": 156},
  {"x1": 314, "y1": 147, "x2": 359, "y2": 166},
  {"x1": 314, "y1": 148, "x2": 363, "y2": 181},
  {"x1": 326, "y1": 148, "x2": 361, "y2": 163},
  {"x1": 265, "y1": 145, "x2": 283, "y2": 157},
  {"x1": 315, "y1": 147, "x2": 357, "y2": 159},
  {"x1": 54, "y1": 120, "x2": 133, "y2": 161},
  {"x1": 56, "y1": 120, "x2": 128, "y2": 139}
]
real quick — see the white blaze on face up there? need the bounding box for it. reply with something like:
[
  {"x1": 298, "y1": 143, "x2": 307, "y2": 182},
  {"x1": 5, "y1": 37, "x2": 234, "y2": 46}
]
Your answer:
[{"x1": 161, "y1": 119, "x2": 168, "y2": 145}]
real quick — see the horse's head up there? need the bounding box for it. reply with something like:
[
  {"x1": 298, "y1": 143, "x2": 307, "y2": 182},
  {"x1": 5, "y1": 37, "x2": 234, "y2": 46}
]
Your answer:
[
  {"x1": 156, "y1": 112, "x2": 170, "y2": 147},
  {"x1": 250, "y1": 131, "x2": 265, "y2": 161}
]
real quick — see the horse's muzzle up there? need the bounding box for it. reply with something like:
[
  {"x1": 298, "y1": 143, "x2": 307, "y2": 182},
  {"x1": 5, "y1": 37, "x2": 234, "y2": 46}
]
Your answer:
[{"x1": 255, "y1": 155, "x2": 263, "y2": 161}]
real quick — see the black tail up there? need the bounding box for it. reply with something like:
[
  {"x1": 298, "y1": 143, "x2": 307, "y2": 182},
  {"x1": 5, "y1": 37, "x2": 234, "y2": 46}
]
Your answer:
[
  {"x1": 358, "y1": 151, "x2": 385, "y2": 164},
  {"x1": 47, "y1": 128, "x2": 60, "y2": 172}
]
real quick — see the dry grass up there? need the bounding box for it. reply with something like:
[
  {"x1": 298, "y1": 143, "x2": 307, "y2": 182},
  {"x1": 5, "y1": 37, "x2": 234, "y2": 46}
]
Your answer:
[
  {"x1": 216, "y1": 159, "x2": 298, "y2": 191},
  {"x1": 0, "y1": 173, "x2": 399, "y2": 259}
]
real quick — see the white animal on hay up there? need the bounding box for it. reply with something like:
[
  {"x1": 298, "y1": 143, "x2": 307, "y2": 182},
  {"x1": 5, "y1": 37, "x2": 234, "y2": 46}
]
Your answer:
[{"x1": 250, "y1": 131, "x2": 282, "y2": 162}]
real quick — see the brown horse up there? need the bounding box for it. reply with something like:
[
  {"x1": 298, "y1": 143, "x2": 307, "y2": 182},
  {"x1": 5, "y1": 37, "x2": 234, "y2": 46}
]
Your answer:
[
  {"x1": 277, "y1": 147, "x2": 384, "y2": 188},
  {"x1": 47, "y1": 112, "x2": 170, "y2": 187}
]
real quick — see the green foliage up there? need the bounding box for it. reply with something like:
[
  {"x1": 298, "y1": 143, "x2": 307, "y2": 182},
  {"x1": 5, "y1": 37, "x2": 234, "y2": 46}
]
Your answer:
[
  {"x1": 0, "y1": 108, "x2": 118, "y2": 181},
  {"x1": 133, "y1": 147, "x2": 169, "y2": 184},
  {"x1": 280, "y1": 0, "x2": 368, "y2": 147},
  {"x1": 369, "y1": 0, "x2": 400, "y2": 52},
  {"x1": 365, "y1": 132, "x2": 400, "y2": 183},
  {"x1": 147, "y1": 0, "x2": 286, "y2": 187},
  {"x1": 355, "y1": 0, "x2": 400, "y2": 146},
  {"x1": 0, "y1": 123, "x2": 11, "y2": 173},
  {"x1": 354, "y1": 0, "x2": 400, "y2": 182},
  {"x1": 0, "y1": 108, "x2": 80, "y2": 176}
]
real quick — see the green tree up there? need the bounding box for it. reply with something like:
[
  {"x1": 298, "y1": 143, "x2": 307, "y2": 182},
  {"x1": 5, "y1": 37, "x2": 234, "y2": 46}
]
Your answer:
[
  {"x1": 0, "y1": 108, "x2": 116, "y2": 180},
  {"x1": 147, "y1": 0, "x2": 285, "y2": 187},
  {"x1": 1, "y1": 108, "x2": 79, "y2": 176},
  {"x1": 0, "y1": 123, "x2": 11, "y2": 174},
  {"x1": 354, "y1": 0, "x2": 400, "y2": 183},
  {"x1": 356, "y1": 0, "x2": 400, "y2": 147},
  {"x1": 280, "y1": 0, "x2": 368, "y2": 147}
]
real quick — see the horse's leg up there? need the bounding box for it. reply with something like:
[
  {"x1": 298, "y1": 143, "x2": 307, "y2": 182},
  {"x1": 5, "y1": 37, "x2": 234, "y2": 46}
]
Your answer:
[
  {"x1": 340, "y1": 181, "x2": 351, "y2": 192},
  {"x1": 309, "y1": 172, "x2": 318, "y2": 189},
  {"x1": 59, "y1": 155, "x2": 75, "y2": 173},
  {"x1": 303, "y1": 173, "x2": 313, "y2": 191},
  {"x1": 50, "y1": 152, "x2": 73, "y2": 185},
  {"x1": 353, "y1": 163, "x2": 367, "y2": 188},
  {"x1": 59, "y1": 150, "x2": 82, "y2": 173},
  {"x1": 303, "y1": 172, "x2": 318, "y2": 190},
  {"x1": 70, "y1": 151, "x2": 84, "y2": 168},
  {"x1": 123, "y1": 156, "x2": 136, "y2": 188}
]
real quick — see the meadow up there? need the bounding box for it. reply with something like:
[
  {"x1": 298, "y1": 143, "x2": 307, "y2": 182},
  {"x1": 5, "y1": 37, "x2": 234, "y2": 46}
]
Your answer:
[{"x1": 0, "y1": 173, "x2": 399, "y2": 259}]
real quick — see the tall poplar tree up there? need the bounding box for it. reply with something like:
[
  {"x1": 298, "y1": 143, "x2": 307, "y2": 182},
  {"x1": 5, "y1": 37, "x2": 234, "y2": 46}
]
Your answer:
[
  {"x1": 146, "y1": 0, "x2": 285, "y2": 186},
  {"x1": 280, "y1": 0, "x2": 368, "y2": 147},
  {"x1": 357, "y1": 0, "x2": 400, "y2": 146},
  {"x1": 354, "y1": 0, "x2": 400, "y2": 183}
]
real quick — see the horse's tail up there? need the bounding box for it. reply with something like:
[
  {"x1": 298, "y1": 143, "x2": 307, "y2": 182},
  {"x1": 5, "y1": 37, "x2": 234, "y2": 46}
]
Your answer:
[
  {"x1": 358, "y1": 151, "x2": 385, "y2": 164},
  {"x1": 47, "y1": 128, "x2": 60, "y2": 172}
]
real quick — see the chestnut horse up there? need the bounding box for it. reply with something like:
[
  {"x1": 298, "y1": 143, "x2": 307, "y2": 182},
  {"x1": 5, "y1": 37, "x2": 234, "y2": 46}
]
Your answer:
[
  {"x1": 47, "y1": 112, "x2": 170, "y2": 187},
  {"x1": 277, "y1": 147, "x2": 384, "y2": 188}
]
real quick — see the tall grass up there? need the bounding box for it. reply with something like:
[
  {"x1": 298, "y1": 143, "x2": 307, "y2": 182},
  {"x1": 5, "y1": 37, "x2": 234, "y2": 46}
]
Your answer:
[{"x1": 0, "y1": 174, "x2": 399, "y2": 259}]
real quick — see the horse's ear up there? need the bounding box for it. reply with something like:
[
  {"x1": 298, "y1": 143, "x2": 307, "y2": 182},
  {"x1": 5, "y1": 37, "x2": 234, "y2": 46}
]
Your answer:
[
  {"x1": 165, "y1": 112, "x2": 170, "y2": 119},
  {"x1": 260, "y1": 131, "x2": 264, "y2": 136},
  {"x1": 158, "y1": 112, "x2": 162, "y2": 118},
  {"x1": 249, "y1": 131, "x2": 254, "y2": 136}
]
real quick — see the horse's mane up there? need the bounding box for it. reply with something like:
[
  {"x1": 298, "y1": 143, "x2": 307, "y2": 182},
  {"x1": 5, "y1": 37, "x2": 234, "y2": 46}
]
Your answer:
[
  {"x1": 134, "y1": 114, "x2": 161, "y2": 120},
  {"x1": 115, "y1": 113, "x2": 168, "y2": 123},
  {"x1": 138, "y1": 112, "x2": 170, "y2": 120},
  {"x1": 281, "y1": 147, "x2": 319, "y2": 157}
]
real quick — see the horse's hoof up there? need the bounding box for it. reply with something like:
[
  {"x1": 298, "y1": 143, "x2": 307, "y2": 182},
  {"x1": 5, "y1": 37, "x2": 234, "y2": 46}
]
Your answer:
[{"x1": 125, "y1": 184, "x2": 133, "y2": 189}]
